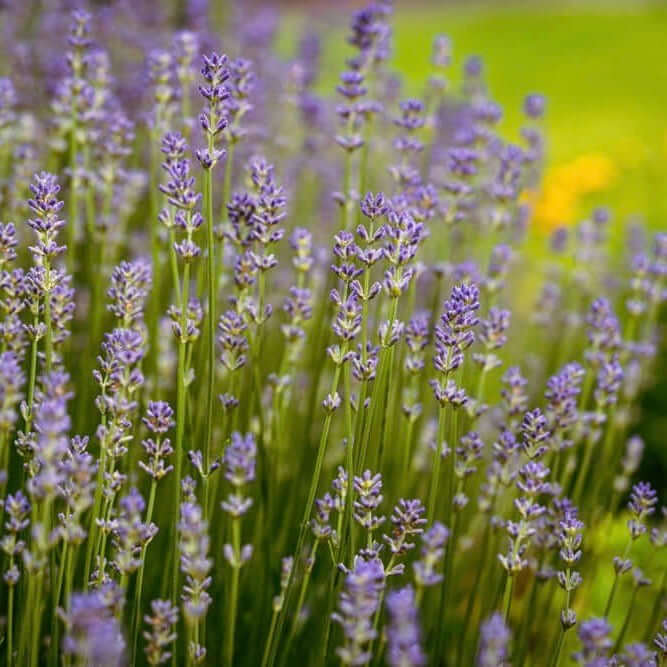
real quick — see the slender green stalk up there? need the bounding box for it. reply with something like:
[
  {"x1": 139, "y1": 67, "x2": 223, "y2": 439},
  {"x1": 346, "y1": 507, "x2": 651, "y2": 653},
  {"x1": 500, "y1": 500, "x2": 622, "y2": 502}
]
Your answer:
[
  {"x1": 342, "y1": 361, "x2": 355, "y2": 561},
  {"x1": 6, "y1": 579, "x2": 14, "y2": 666},
  {"x1": 67, "y1": 128, "x2": 78, "y2": 275},
  {"x1": 49, "y1": 542, "x2": 69, "y2": 667},
  {"x1": 515, "y1": 567, "x2": 545, "y2": 667},
  {"x1": 171, "y1": 261, "x2": 190, "y2": 605},
  {"x1": 548, "y1": 627, "x2": 566, "y2": 667},
  {"x1": 44, "y1": 260, "x2": 54, "y2": 373},
  {"x1": 132, "y1": 479, "x2": 157, "y2": 663},
  {"x1": 605, "y1": 537, "x2": 632, "y2": 618},
  {"x1": 282, "y1": 541, "x2": 319, "y2": 662},
  {"x1": 203, "y1": 162, "x2": 216, "y2": 518},
  {"x1": 262, "y1": 607, "x2": 280, "y2": 667},
  {"x1": 614, "y1": 581, "x2": 639, "y2": 653},
  {"x1": 84, "y1": 432, "x2": 107, "y2": 590},
  {"x1": 25, "y1": 316, "x2": 39, "y2": 431},
  {"x1": 427, "y1": 405, "x2": 447, "y2": 520},
  {"x1": 30, "y1": 572, "x2": 44, "y2": 667},
  {"x1": 220, "y1": 142, "x2": 234, "y2": 224},
  {"x1": 225, "y1": 517, "x2": 241, "y2": 667},
  {"x1": 148, "y1": 131, "x2": 161, "y2": 381},
  {"x1": 502, "y1": 573, "x2": 514, "y2": 624},
  {"x1": 572, "y1": 428, "x2": 595, "y2": 506}
]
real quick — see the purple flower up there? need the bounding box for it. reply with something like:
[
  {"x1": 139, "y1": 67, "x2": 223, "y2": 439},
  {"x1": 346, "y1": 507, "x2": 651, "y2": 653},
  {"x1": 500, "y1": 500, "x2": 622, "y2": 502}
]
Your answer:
[
  {"x1": 432, "y1": 282, "x2": 480, "y2": 386},
  {"x1": 26, "y1": 172, "x2": 67, "y2": 262},
  {"x1": 574, "y1": 618, "x2": 612, "y2": 663},
  {"x1": 627, "y1": 481, "x2": 658, "y2": 539},
  {"x1": 140, "y1": 402, "x2": 175, "y2": 482},
  {"x1": 61, "y1": 590, "x2": 126, "y2": 667},
  {"x1": 501, "y1": 366, "x2": 529, "y2": 421},
  {"x1": 144, "y1": 599, "x2": 179, "y2": 666},
  {"x1": 477, "y1": 613, "x2": 511, "y2": 666},
  {"x1": 384, "y1": 499, "x2": 426, "y2": 557},
  {"x1": 354, "y1": 470, "x2": 385, "y2": 532},
  {"x1": 0, "y1": 221, "x2": 18, "y2": 267},
  {"x1": 223, "y1": 432, "x2": 257, "y2": 487},
  {"x1": 386, "y1": 586, "x2": 426, "y2": 666},
  {"x1": 520, "y1": 408, "x2": 550, "y2": 459},
  {"x1": 594, "y1": 356, "x2": 624, "y2": 407},
  {"x1": 143, "y1": 401, "x2": 175, "y2": 434},
  {"x1": 179, "y1": 501, "x2": 212, "y2": 623},
  {"x1": 545, "y1": 363, "x2": 584, "y2": 439},
  {"x1": 0, "y1": 350, "x2": 24, "y2": 432},
  {"x1": 28, "y1": 379, "x2": 71, "y2": 500},
  {"x1": 197, "y1": 52, "x2": 230, "y2": 169},
  {"x1": 332, "y1": 556, "x2": 386, "y2": 665},
  {"x1": 113, "y1": 488, "x2": 157, "y2": 575},
  {"x1": 523, "y1": 94, "x2": 546, "y2": 119},
  {"x1": 585, "y1": 298, "x2": 621, "y2": 367},
  {"x1": 107, "y1": 258, "x2": 152, "y2": 328},
  {"x1": 413, "y1": 522, "x2": 449, "y2": 588},
  {"x1": 655, "y1": 619, "x2": 667, "y2": 660}
]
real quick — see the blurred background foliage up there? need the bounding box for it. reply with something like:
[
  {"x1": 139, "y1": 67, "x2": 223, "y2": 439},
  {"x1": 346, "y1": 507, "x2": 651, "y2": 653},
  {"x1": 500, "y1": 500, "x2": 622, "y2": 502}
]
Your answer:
[{"x1": 279, "y1": 0, "x2": 667, "y2": 493}]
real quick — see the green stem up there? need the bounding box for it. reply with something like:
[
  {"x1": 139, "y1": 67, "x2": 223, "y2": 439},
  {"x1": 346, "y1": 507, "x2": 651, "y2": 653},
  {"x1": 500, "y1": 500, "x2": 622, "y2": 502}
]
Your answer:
[
  {"x1": 7, "y1": 581, "x2": 14, "y2": 666},
  {"x1": 204, "y1": 166, "x2": 216, "y2": 517},
  {"x1": 427, "y1": 404, "x2": 447, "y2": 520},
  {"x1": 67, "y1": 128, "x2": 78, "y2": 275},
  {"x1": 225, "y1": 518, "x2": 241, "y2": 667},
  {"x1": 548, "y1": 627, "x2": 565, "y2": 667},
  {"x1": 283, "y1": 541, "x2": 319, "y2": 662},
  {"x1": 172, "y1": 261, "x2": 190, "y2": 604},
  {"x1": 49, "y1": 542, "x2": 69, "y2": 667},
  {"x1": 604, "y1": 572, "x2": 619, "y2": 619},
  {"x1": 502, "y1": 573, "x2": 514, "y2": 625},
  {"x1": 343, "y1": 361, "x2": 355, "y2": 561},
  {"x1": 25, "y1": 324, "x2": 38, "y2": 432},
  {"x1": 261, "y1": 608, "x2": 280, "y2": 667},
  {"x1": 148, "y1": 132, "x2": 160, "y2": 384},
  {"x1": 132, "y1": 479, "x2": 157, "y2": 663},
  {"x1": 44, "y1": 261, "x2": 53, "y2": 373},
  {"x1": 613, "y1": 583, "x2": 638, "y2": 652},
  {"x1": 84, "y1": 435, "x2": 107, "y2": 590},
  {"x1": 572, "y1": 429, "x2": 595, "y2": 506},
  {"x1": 220, "y1": 142, "x2": 235, "y2": 224}
]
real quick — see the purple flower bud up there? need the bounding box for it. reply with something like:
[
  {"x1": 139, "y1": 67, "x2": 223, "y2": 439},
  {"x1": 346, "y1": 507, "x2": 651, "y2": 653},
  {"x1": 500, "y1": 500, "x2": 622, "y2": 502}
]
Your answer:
[
  {"x1": 386, "y1": 586, "x2": 426, "y2": 666},
  {"x1": 332, "y1": 556, "x2": 385, "y2": 665},
  {"x1": 223, "y1": 432, "x2": 257, "y2": 488},
  {"x1": 144, "y1": 599, "x2": 179, "y2": 666},
  {"x1": 575, "y1": 618, "x2": 612, "y2": 663},
  {"x1": 523, "y1": 94, "x2": 546, "y2": 119},
  {"x1": 62, "y1": 590, "x2": 126, "y2": 666},
  {"x1": 477, "y1": 613, "x2": 511, "y2": 666},
  {"x1": 413, "y1": 522, "x2": 449, "y2": 587}
]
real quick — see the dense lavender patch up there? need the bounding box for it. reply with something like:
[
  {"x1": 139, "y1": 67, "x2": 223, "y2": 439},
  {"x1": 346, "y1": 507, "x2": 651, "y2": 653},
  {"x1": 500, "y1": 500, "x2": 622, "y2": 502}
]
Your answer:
[{"x1": 0, "y1": 2, "x2": 665, "y2": 666}]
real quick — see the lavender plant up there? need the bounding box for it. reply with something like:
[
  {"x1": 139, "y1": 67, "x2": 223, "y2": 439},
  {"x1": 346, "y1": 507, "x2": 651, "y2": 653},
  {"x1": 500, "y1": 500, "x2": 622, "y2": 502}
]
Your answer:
[{"x1": 0, "y1": 2, "x2": 665, "y2": 666}]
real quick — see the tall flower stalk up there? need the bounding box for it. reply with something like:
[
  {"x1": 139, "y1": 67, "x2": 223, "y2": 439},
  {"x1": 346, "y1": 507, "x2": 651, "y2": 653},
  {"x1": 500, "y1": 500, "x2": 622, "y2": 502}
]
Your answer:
[{"x1": 196, "y1": 53, "x2": 230, "y2": 520}]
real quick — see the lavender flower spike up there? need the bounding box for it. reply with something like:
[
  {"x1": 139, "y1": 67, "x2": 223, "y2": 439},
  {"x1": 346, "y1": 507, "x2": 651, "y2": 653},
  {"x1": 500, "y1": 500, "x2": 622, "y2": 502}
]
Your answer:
[{"x1": 386, "y1": 585, "x2": 426, "y2": 666}]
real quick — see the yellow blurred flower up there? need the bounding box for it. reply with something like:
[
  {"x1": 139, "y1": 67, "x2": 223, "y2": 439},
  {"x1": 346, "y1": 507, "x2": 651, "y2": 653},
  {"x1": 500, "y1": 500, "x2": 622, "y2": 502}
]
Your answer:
[{"x1": 525, "y1": 153, "x2": 617, "y2": 230}]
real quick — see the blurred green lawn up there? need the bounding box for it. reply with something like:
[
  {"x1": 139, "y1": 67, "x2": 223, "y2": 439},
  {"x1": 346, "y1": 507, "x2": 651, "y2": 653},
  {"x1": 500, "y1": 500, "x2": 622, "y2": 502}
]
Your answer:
[{"x1": 391, "y1": 1, "x2": 667, "y2": 231}]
